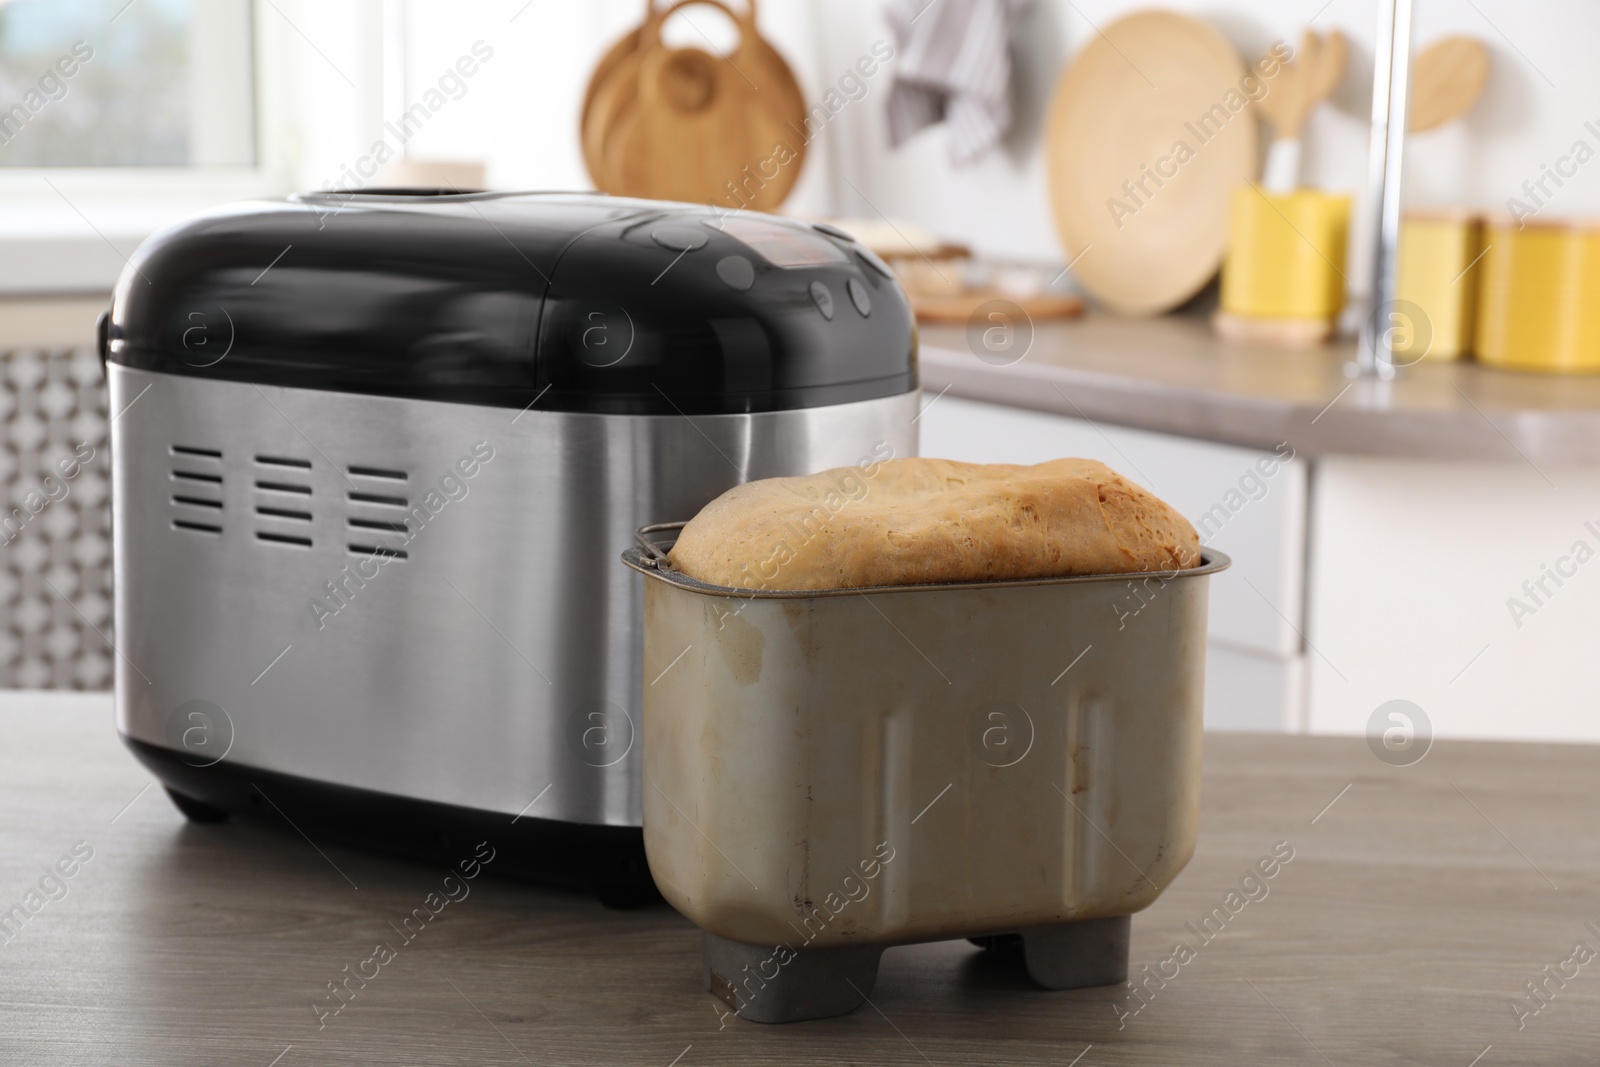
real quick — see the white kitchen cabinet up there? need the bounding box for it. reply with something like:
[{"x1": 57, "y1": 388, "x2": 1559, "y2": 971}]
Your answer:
[
  {"x1": 1206, "y1": 643, "x2": 1307, "y2": 732},
  {"x1": 1306, "y1": 456, "x2": 1600, "y2": 743},
  {"x1": 918, "y1": 395, "x2": 1308, "y2": 731}
]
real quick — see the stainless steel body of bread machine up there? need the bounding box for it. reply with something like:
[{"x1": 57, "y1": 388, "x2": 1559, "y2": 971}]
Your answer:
[{"x1": 103, "y1": 190, "x2": 918, "y2": 902}]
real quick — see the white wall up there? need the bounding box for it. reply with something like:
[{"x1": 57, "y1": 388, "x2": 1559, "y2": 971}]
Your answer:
[
  {"x1": 265, "y1": 1, "x2": 1600, "y2": 273},
  {"x1": 9, "y1": 1, "x2": 1586, "y2": 290},
  {"x1": 814, "y1": 0, "x2": 1598, "y2": 264}
]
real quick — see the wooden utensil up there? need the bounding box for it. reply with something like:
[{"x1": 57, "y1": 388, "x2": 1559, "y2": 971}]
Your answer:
[
  {"x1": 581, "y1": 0, "x2": 807, "y2": 210},
  {"x1": 1044, "y1": 11, "x2": 1258, "y2": 317},
  {"x1": 1257, "y1": 28, "x2": 1348, "y2": 191},
  {"x1": 1409, "y1": 36, "x2": 1490, "y2": 132}
]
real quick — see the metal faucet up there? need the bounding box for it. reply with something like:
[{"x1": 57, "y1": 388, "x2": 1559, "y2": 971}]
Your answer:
[{"x1": 1352, "y1": 0, "x2": 1415, "y2": 380}]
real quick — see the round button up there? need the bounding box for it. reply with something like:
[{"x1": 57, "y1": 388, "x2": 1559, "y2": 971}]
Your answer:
[
  {"x1": 716, "y1": 255, "x2": 755, "y2": 290},
  {"x1": 847, "y1": 278, "x2": 871, "y2": 317},
  {"x1": 651, "y1": 226, "x2": 709, "y2": 252},
  {"x1": 809, "y1": 281, "x2": 834, "y2": 320}
]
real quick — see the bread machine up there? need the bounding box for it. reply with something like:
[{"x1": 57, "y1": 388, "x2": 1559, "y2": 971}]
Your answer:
[{"x1": 103, "y1": 191, "x2": 919, "y2": 901}]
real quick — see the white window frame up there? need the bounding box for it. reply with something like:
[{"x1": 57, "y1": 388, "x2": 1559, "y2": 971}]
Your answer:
[{"x1": 0, "y1": 0, "x2": 284, "y2": 294}]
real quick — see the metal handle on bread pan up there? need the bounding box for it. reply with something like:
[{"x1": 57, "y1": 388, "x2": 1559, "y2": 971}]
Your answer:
[{"x1": 634, "y1": 522, "x2": 688, "y2": 568}]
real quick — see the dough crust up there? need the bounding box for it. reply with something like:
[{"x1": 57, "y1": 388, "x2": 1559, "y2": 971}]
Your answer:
[{"x1": 668, "y1": 457, "x2": 1201, "y2": 591}]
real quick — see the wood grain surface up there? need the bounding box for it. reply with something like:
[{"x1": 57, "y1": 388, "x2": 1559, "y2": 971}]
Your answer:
[
  {"x1": 3, "y1": 693, "x2": 1597, "y2": 1065},
  {"x1": 1043, "y1": 11, "x2": 1257, "y2": 317}
]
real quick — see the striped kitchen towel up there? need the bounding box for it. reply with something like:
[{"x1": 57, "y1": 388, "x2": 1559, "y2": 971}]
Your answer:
[{"x1": 885, "y1": 0, "x2": 1033, "y2": 165}]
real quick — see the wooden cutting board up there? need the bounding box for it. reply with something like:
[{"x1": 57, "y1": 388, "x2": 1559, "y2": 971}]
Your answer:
[
  {"x1": 582, "y1": 2, "x2": 805, "y2": 183},
  {"x1": 581, "y1": 0, "x2": 808, "y2": 210},
  {"x1": 911, "y1": 290, "x2": 1086, "y2": 325},
  {"x1": 1043, "y1": 11, "x2": 1257, "y2": 316},
  {"x1": 580, "y1": 25, "x2": 652, "y2": 182}
]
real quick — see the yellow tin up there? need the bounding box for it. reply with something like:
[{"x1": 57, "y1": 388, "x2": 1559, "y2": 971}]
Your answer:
[
  {"x1": 1393, "y1": 212, "x2": 1483, "y2": 362},
  {"x1": 1476, "y1": 219, "x2": 1600, "y2": 373},
  {"x1": 1221, "y1": 187, "x2": 1350, "y2": 322}
]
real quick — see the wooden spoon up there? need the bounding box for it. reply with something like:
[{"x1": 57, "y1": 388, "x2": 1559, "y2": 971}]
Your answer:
[
  {"x1": 1257, "y1": 28, "x2": 1349, "y2": 192},
  {"x1": 1409, "y1": 36, "x2": 1490, "y2": 132}
]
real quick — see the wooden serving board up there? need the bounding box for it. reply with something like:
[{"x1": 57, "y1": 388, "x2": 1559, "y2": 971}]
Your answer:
[
  {"x1": 1044, "y1": 11, "x2": 1257, "y2": 316},
  {"x1": 912, "y1": 290, "x2": 1086, "y2": 325},
  {"x1": 581, "y1": 0, "x2": 807, "y2": 210}
]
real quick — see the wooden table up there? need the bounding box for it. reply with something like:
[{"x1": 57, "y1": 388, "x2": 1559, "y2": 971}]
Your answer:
[{"x1": 4, "y1": 693, "x2": 1597, "y2": 1065}]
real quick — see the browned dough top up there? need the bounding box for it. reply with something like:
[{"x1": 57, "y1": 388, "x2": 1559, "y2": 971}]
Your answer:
[{"x1": 668, "y1": 457, "x2": 1202, "y2": 591}]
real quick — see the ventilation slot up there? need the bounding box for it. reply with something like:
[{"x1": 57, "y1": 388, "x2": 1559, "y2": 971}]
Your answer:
[
  {"x1": 348, "y1": 518, "x2": 408, "y2": 534},
  {"x1": 348, "y1": 465, "x2": 407, "y2": 481},
  {"x1": 170, "y1": 444, "x2": 224, "y2": 534},
  {"x1": 253, "y1": 456, "x2": 314, "y2": 547},
  {"x1": 256, "y1": 455, "x2": 312, "y2": 470},
  {"x1": 257, "y1": 506, "x2": 311, "y2": 522},
  {"x1": 348, "y1": 491, "x2": 408, "y2": 507},
  {"x1": 346, "y1": 464, "x2": 414, "y2": 560},
  {"x1": 349, "y1": 544, "x2": 408, "y2": 560},
  {"x1": 256, "y1": 480, "x2": 312, "y2": 495},
  {"x1": 257, "y1": 531, "x2": 313, "y2": 548}
]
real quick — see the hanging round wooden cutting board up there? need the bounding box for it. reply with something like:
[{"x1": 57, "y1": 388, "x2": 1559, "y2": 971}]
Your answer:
[
  {"x1": 580, "y1": 0, "x2": 808, "y2": 208},
  {"x1": 1044, "y1": 11, "x2": 1258, "y2": 316},
  {"x1": 599, "y1": 42, "x2": 804, "y2": 211},
  {"x1": 580, "y1": 25, "x2": 649, "y2": 182}
]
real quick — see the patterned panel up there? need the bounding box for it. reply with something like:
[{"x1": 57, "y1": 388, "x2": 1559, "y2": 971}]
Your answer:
[{"x1": 0, "y1": 348, "x2": 111, "y2": 690}]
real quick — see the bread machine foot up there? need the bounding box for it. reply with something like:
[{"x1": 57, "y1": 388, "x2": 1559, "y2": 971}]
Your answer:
[
  {"x1": 702, "y1": 932, "x2": 883, "y2": 1024},
  {"x1": 1016, "y1": 915, "x2": 1131, "y2": 990},
  {"x1": 163, "y1": 786, "x2": 230, "y2": 824}
]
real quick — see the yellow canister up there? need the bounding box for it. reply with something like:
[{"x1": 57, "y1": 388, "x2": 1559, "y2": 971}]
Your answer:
[
  {"x1": 1393, "y1": 212, "x2": 1482, "y2": 361},
  {"x1": 1221, "y1": 187, "x2": 1350, "y2": 322},
  {"x1": 1477, "y1": 219, "x2": 1600, "y2": 373}
]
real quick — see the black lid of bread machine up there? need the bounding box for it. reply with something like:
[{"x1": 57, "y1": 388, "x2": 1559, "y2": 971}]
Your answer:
[{"x1": 105, "y1": 190, "x2": 918, "y2": 415}]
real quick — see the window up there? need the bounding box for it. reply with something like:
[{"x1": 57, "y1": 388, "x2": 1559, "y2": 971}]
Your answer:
[{"x1": 0, "y1": 0, "x2": 254, "y2": 168}]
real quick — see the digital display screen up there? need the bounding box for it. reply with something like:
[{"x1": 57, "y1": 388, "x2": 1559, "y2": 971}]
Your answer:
[{"x1": 704, "y1": 215, "x2": 850, "y2": 268}]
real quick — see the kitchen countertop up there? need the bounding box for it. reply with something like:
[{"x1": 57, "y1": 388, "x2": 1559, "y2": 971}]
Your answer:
[
  {"x1": 922, "y1": 314, "x2": 1600, "y2": 464},
  {"x1": 4, "y1": 692, "x2": 1597, "y2": 1065}
]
